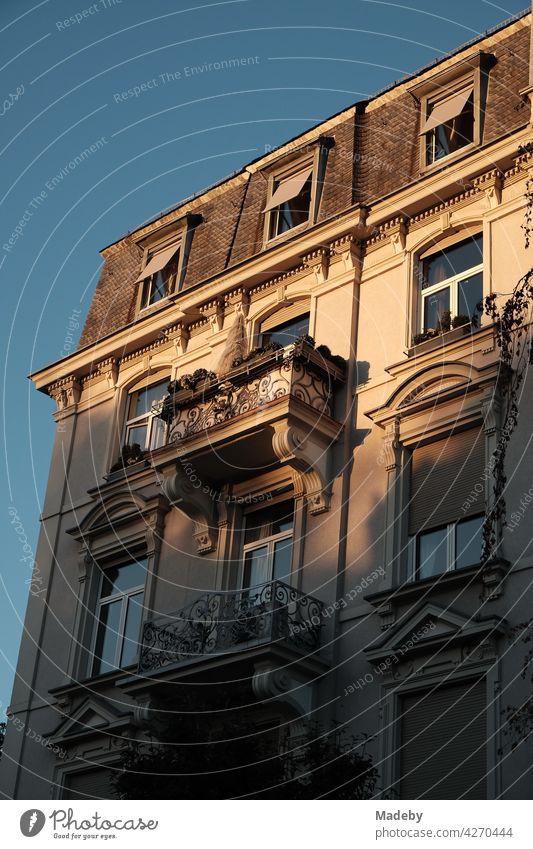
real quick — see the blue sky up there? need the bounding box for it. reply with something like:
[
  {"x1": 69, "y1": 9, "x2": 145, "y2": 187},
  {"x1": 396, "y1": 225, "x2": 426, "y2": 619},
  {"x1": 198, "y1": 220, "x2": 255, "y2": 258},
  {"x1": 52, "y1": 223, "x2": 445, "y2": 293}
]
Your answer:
[{"x1": 0, "y1": 0, "x2": 528, "y2": 714}]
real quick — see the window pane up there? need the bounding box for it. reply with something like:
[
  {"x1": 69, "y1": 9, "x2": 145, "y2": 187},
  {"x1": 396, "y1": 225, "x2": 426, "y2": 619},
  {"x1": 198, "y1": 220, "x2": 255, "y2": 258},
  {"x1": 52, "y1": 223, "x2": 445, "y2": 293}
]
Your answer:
[
  {"x1": 423, "y1": 235, "x2": 482, "y2": 288},
  {"x1": 100, "y1": 560, "x2": 147, "y2": 597},
  {"x1": 270, "y1": 177, "x2": 312, "y2": 237},
  {"x1": 417, "y1": 527, "x2": 448, "y2": 580},
  {"x1": 434, "y1": 105, "x2": 473, "y2": 159},
  {"x1": 125, "y1": 424, "x2": 147, "y2": 450},
  {"x1": 134, "y1": 380, "x2": 168, "y2": 417},
  {"x1": 243, "y1": 546, "x2": 269, "y2": 588},
  {"x1": 458, "y1": 272, "x2": 483, "y2": 322},
  {"x1": 93, "y1": 600, "x2": 121, "y2": 675},
  {"x1": 148, "y1": 270, "x2": 166, "y2": 304},
  {"x1": 244, "y1": 500, "x2": 294, "y2": 545},
  {"x1": 261, "y1": 314, "x2": 310, "y2": 347},
  {"x1": 456, "y1": 515, "x2": 483, "y2": 570},
  {"x1": 272, "y1": 538, "x2": 293, "y2": 583},
  {"x1": 423, "y1": 287, "x2": 450, "y2": 332},
  {"x1": 120, "y1": 592, "x2": 143, "y2": 667},
  {"x1": 148, "y1": 416, "x2": 166, "y2": 450}
]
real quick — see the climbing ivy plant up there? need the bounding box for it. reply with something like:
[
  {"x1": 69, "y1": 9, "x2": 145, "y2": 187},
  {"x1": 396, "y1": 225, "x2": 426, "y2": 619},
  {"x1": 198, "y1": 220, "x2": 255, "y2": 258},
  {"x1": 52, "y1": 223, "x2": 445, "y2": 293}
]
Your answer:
[{"x1": 481, "y1": 146, "x2": 533, "y2": 564}]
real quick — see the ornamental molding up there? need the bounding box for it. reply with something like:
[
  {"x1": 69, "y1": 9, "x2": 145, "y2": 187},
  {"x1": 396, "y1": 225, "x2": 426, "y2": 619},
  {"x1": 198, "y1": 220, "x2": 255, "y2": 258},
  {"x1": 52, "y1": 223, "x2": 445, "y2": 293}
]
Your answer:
[
  {"x1": 200, "y1": 298, "x2": 224, "y2": 333},
  {"x1": 302, "y1": 247, "x2": 330, "y2": 284},
  {"x1": 271, "y1": 423, "x2": 332, "y2": 514},
  {"x1": 252, "y1": 660, "x2": 312, "y2": 716},
  {"x1": 159, "y1": 465, "x2": 218, "y2": 554},
  {"x1": 382, "y1": 418, "x2": 401, "y2": 471},
  {"x1": 48, "y1": 376, "x2": 82, "y2": 413}
]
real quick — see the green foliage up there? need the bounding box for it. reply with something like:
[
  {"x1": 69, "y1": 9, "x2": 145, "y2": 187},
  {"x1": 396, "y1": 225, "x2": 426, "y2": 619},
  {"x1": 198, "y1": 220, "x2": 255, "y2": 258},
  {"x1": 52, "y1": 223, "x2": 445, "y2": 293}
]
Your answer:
[
  {"x1": 113, "y1": 719, "x2": 378, "y2": 800},
  {"x1": 109, "y1": 443, "x2": 144, "y2": 473}
]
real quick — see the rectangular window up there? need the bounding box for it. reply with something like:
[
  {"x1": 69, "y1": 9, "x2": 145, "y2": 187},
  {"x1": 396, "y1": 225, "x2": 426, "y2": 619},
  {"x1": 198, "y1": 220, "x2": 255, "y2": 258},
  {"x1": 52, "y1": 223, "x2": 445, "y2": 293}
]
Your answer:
[
  {"x1": 263, "y1": 166, "x2": 313, "y2": 240},
  {"x1": 420, "y1": 234, "x2": 483, "y2": 333},
  {"x1": 260, "y1": 313, "x2": 310, "y2": 347},
  {"x1": 136, "y1": 241, "x2": 181, "y2": 310},
  {"x1": 422, "y1": 85, "x2": 474, "y2": 166},
  {"x1": 62, "y1": 767, "x2": 118, "y2": 800},
  {"x1": 125, "y1": 377, "x2": 169, "y2": 452},
  {"x1": 92, "y1": 559, "x2": 146, "y2": 676},
  {"x1": 242, "y1": 500, "x2": 294, "y2": 588},
  {"x1": 399, "y1": 679, "x2": 487, "y2": 799},
  {"x1": 409, "y1": 428, "x2": 485, "y2": 581}
]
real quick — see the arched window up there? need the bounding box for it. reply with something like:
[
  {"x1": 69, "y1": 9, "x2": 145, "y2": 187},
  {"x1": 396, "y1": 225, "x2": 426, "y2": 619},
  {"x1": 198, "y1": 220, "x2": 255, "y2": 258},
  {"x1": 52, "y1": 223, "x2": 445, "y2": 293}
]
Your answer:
[
  {"x1": 259, "y1": 301, "x2": 310, "y2": 347},
  {"x1": 124, "y1": 376, "x2": 169, "y2": 451},
  {"x1": 419, "y1": 233, "x2": 483, "y2": 334}
]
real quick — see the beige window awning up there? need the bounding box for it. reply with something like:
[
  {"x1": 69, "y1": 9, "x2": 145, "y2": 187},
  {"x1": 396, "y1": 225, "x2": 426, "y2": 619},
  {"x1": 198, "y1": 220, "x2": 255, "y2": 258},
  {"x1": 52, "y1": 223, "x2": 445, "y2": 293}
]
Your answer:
[
  {"x1": 135, "y1": 242, "x2": 180, "y2": 283},
  {"x1": 420, "y1": 87, "x2": 473, "y2": 135},
  {"x1": 262, "y1": 166, "x2": 313, "y2": 212}
]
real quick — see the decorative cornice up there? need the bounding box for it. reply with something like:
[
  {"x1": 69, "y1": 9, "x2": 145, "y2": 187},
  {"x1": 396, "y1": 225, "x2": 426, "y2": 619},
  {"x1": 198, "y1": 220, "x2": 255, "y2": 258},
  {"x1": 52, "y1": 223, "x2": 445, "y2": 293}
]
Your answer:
[{"x1": 48, "y1": 376, "x2": 82, "y2": 412}]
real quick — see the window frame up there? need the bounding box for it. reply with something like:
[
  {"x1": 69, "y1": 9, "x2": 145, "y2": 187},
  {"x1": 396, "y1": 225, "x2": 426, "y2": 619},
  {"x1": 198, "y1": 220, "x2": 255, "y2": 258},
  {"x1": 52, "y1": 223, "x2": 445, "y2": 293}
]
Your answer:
[
  {"x1": 261, "y1": 140, "x2": 330, "y2": 247},
  {"x1": 410, "y1": 52, "x2": 495, "y2": 174},
  {"x1": 134, "y1": 221, "x2": 192, "y2": 314},
  {"x1": 408, "y1": 513, "x2": 484, "y2": 582},
  {"x1": 241, "y1": 499, "x2": 295, "y2": 589},
  {"x1": 123, "y1": 375, "x2": 169, "y2": 453},
  {"x1": 418, "y1": 236, "x2": 483, "y2": 334},
  {"x1": 259, "y1": 311, "x2": 311, "y2": 348},
  {"x1": 90, "y1": 559, "x2": 147, "y2": 677},
  {"x1": 422, "y1": 80, "x2": 475, "y2": 168}
]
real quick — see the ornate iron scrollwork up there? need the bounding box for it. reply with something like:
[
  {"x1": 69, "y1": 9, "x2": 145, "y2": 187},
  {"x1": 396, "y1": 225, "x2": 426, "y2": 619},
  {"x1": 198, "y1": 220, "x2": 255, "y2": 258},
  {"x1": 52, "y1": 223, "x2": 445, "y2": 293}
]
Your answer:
[{"x1": 139, "y1": 580, "x2": 324, "y2": 673}]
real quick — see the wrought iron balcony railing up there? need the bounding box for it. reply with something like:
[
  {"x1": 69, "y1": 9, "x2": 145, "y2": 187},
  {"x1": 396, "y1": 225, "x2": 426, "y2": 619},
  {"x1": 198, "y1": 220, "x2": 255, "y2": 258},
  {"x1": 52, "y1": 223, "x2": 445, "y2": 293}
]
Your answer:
[
  {"x1": 158, "y1": 341, "x2": 344, "y2": 443},
  {"x1": 138, "y1": 580, "x2": 324, "y2": 674}
]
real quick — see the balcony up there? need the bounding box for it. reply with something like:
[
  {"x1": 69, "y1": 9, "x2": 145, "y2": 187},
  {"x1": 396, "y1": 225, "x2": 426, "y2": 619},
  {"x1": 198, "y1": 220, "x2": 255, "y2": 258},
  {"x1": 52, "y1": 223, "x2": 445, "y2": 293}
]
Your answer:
[
  {"x1": 139, "y1": 580, "x2": 324, "y2": 675},
  {"x1": 160, "y1": 340, "x2": 343, "y2": 445},
  {"x1": 152, "y1": 343, "x2": 345, "y2": 552}
]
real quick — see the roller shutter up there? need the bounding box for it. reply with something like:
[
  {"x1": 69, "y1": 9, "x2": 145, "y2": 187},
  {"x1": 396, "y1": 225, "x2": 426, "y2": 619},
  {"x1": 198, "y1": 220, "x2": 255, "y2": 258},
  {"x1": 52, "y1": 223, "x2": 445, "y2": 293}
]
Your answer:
[
  {"x1": 260, "y1": 300, "x2": 310, "y2": 332},
  {"x1": 62, "y1": 766, "x2": 118, "y2": 800},
  {"x1": 409, "y1": 427, "x2": 485, "y2": 535},
  {"x1": 399, "y1": 678, "x2": 487, "y2": 799}
]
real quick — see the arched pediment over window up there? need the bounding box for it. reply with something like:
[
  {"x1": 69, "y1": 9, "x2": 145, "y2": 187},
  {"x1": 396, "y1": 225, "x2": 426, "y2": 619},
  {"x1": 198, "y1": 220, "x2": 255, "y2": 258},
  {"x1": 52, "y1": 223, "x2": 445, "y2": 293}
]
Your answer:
[{"x1": 366, "y1": 360, "x2": 495, "y2": 432}]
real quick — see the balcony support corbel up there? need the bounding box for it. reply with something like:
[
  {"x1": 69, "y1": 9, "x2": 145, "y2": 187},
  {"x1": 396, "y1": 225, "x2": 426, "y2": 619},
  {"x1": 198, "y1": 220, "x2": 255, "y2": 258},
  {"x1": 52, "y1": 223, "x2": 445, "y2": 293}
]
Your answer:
[
  {"x1": 160, "y1": 466, "x2": 218, "y2": 554},
  {"x1": 271, "y1": 424, "x2": 332, "y2": 514},
  {"x1": 252, "y1": 660, "x2": 312, "y2": 716}
]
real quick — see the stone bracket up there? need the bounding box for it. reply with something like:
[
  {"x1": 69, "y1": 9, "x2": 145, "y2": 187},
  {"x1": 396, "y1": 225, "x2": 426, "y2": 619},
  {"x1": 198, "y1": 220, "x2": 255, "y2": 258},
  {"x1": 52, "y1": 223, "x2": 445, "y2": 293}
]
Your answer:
[
  {"x1": 271, "y1": 424, "x2": 332, "y2": 514},
  {"x1": 481, "y1": 558, "x2": 510, "y2": 602},
  {"x1": 252, "y1": 660, "x2": 312, "y2": 716},
  {"x1": 160, "y1": 466, "x2": 218, "y2": 554}
]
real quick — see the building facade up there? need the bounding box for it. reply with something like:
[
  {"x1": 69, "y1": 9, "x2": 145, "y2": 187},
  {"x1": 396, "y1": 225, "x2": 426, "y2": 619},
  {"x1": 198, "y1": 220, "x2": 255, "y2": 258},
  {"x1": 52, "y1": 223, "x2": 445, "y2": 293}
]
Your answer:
[{"x1": 2, "y1": 9, "x2": 533, "y2": 800}]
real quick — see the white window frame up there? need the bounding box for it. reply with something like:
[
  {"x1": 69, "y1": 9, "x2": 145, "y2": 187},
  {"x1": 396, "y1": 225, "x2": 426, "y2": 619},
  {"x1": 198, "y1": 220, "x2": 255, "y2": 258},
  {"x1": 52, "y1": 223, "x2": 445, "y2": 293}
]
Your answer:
[
  {"x1": 124, "y1": 377, "x2": 169, "y2": 452},
  {"x1": 262, "y1": 141, "x2": 328, "y2": 247},
  {"x1": 408, "y1": 514, "x2": 484, "y2": 582},
  {"x1": 90, "y1": 561, "x2": 146, "y2": 676},
  {"x1": 423, "y1": 83, "x2": 475, "y2": 167},
  {"x1": 419, "y1": 243, "x2": 483, "y2": 334},
  {"x1": 242, "y1": 511, "x2": 294, "y2": 589},
  {"x1": 135, "y1": 227, "x2": 188, "y2": 314}
]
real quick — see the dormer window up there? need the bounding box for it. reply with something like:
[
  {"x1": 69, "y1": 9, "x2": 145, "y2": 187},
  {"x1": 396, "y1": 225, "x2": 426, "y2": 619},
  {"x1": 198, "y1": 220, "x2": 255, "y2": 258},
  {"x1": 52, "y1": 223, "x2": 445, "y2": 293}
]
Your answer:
[
  {"x1": 264, "y1": 165, "x2": 313, "y2": 240},
  {"x1": 136, "y1": 240, "x2": 181, "y2": 310},
  {"x1": 422, "y1": 84, "x2": 474, "y2": 165},
  {"x1": 412, "y1": 53, "x2": 495, "y2": 172}
]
